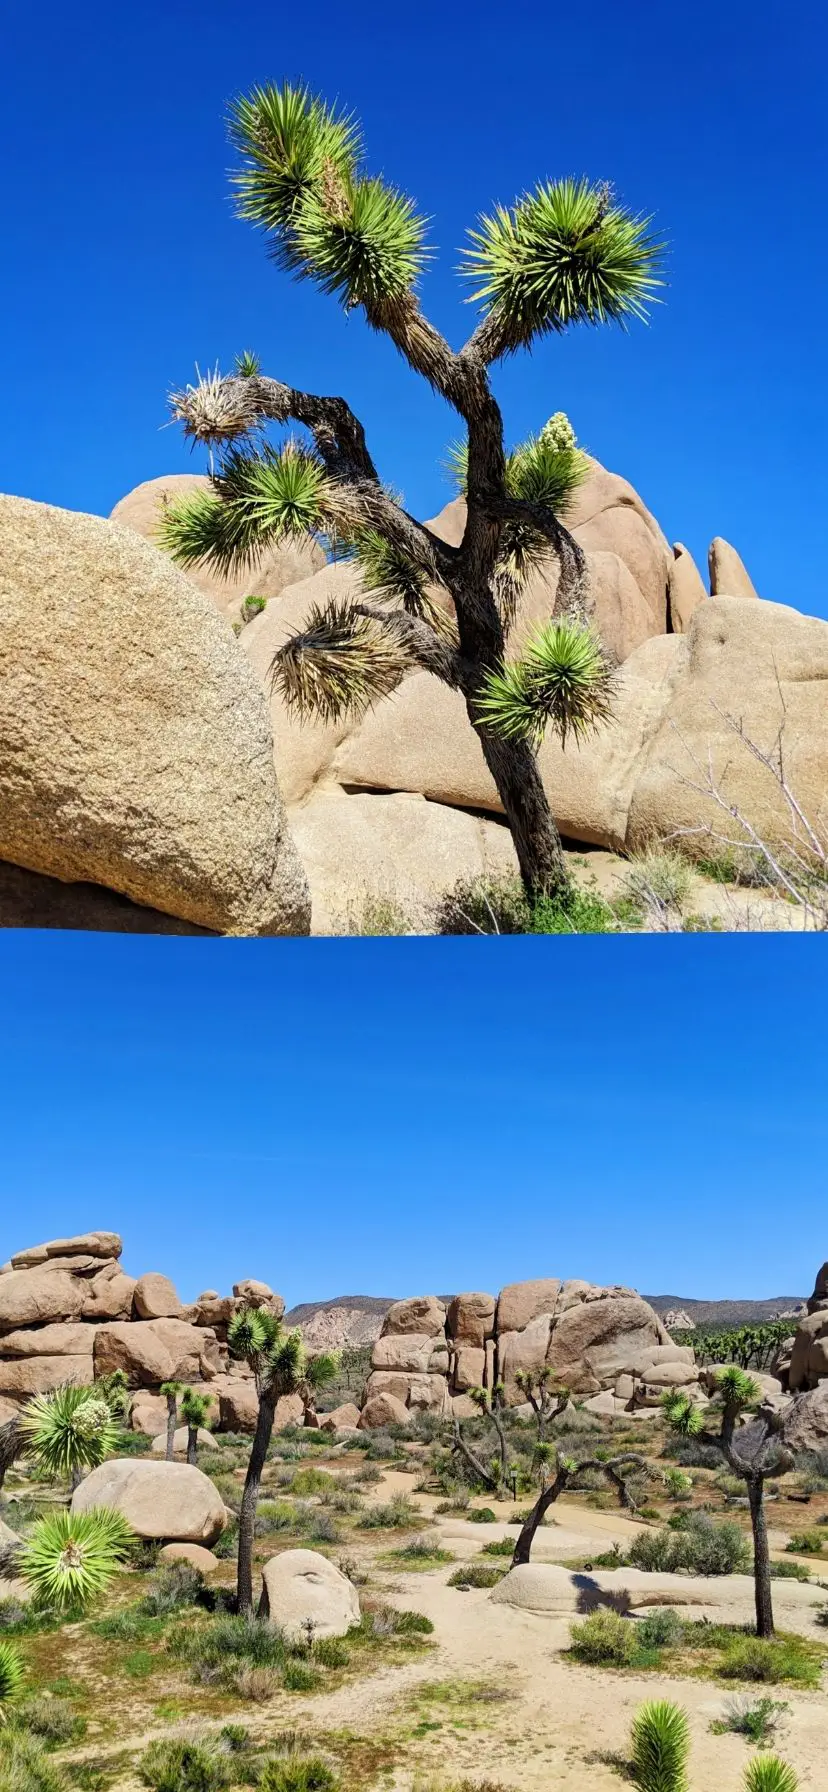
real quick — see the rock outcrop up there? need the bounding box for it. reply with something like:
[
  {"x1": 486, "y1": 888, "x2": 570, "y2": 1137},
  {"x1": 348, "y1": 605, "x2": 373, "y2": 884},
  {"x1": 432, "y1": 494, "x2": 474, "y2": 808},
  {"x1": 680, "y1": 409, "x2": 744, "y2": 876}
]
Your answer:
[
  {"x1": 0, "y1": 1232, "x2": 289, "y2": 1435},
  {"x1": 0, "y1": 493, "x2": 309, "y2": 936},
  {"x1": 785, "y1": 1262, "x2": 828, "y2": 1392},
  {"x1": 361, "y1": 1278, "x2": 697, "y2": 1415}
]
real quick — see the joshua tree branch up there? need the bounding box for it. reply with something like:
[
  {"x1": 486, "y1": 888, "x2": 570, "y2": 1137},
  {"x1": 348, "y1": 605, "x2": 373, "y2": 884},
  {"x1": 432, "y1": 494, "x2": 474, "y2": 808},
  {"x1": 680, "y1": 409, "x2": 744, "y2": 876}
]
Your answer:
[{"x1": 353, "y1": 606, "x2": 462, "y2": 686}]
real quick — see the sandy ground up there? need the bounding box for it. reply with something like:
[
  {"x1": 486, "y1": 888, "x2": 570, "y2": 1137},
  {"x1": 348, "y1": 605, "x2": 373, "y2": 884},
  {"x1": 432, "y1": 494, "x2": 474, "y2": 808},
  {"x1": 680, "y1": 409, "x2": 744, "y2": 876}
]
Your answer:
[{"x1": 294, "y1": 1466, "x2": 827, "y2": 1790}]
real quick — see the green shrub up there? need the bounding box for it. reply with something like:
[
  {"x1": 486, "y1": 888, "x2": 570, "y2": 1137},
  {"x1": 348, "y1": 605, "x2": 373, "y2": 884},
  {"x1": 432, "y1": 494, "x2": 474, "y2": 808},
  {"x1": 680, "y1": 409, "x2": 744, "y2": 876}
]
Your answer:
[
  {"x1": 467, "y1": 1508, "x2": 497, "y2": 1524},
  {"x1": 569, "y1": 1609, "x2": 639, "y2": 1666},
  {"x1": 287, "y1": 1468, "x2": 337, "y2": 1498},
  {"x1": 710, "y1": 1695, "x2": 788, "y2": 1745},
  {"x1": 433, "y1": 873, "x2": 615, "y2": 936},
  {"x1": 312, "y1": 1638, "x2": 349, "y2": 1668},
  {"x1": 636, "y1": 1610, "x2": 684, "y2": 1650},
  {"x1": 769, "y1": 1560, "x2": 810, "y2": 1581},
  {"x1": 168, "y1": 1613, "x2": 287, "y2": 1680},
  {"x1": 357, "y1": 1495, "x2": 419, "y2": 1530},
  {"x1": 140, "y1": 1563, "x2": 206, "y2": 1616},
  {"x1": 784, "y1": 1529, "x2": 824, "y2": 1555},
  {"x1": 281, "y1": 1662, "x2": 320, "y2": 1693},
  {"x1": 447, "y1": 1564, "x2": 504, "y2": 1590},
  {"x1": 480, "y1": 1539, "x2": 514, "y2": 1557},
  {"x1": 629, "y1": 1514, "x2": 749, "y2": 1577},
  {"x1": 13, "y1": 1695, "x2": 84, "y2": 1744},
  {"x1": 0, "y1": 1639, "x2": 25, "y2": 1721},
  {"x1": 629, "y1": 1699, "x2": 690, "y2": 1792},
  {"x1": 0, "y1": 1729, "x2": 69, "y2": 1792},
  {"x1": 138, "y1": 1736, "x2": 232, "y2": 1792},
  {"x1": 258, "y1": 1760, "x2": 337, "y2": 1792},
  {"x1": 718, "y1": 1636, "x2": 820, "y2": 1688}
]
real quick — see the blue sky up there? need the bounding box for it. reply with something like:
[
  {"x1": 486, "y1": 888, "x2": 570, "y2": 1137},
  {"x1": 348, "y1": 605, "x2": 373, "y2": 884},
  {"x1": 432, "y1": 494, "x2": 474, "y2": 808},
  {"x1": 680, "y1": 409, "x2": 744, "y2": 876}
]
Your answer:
[
  {"x1": 2, "y1": 0, "x2": 825, "y2": 614},
  {"x1": 0, "y1": 934, "x2": 824, "y2": 1304}
]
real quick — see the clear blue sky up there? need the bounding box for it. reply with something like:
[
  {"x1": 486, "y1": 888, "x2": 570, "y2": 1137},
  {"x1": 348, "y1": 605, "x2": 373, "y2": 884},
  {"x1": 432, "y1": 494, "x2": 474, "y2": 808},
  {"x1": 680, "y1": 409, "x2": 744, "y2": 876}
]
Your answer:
[
  {"x1": 0, "y1": 934, "x2": 824, "y2": 1305},
  {"x1": 2, "y1": 0, "x2": 825, "y2": 615}
]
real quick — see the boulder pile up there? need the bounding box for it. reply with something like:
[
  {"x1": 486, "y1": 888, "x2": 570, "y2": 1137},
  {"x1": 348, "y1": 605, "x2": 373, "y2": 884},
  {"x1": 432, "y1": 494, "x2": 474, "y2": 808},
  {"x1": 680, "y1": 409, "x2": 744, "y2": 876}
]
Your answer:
[
  {"x1": 1, "y1": 450, "x2": 826, "y2": 935},
  {"x1": 358, "y1": 1279, "x2": 702, "y2": 1427},
  {"x1": 783, "y1": 1259, "x2": 828, "y2": 1392},
  {"x1": 0, "y1": 1231, "x2": 287, "y2": 1434}
]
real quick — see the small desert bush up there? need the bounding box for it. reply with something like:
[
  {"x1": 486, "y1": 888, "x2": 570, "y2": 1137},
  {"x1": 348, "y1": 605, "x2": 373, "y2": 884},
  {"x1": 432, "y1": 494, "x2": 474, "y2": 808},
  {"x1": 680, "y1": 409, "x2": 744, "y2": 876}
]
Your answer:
[
  {"x1": 387, "y1": 1542, "x2": 454, "y2": 1569},
  {"x1": 357, "y1": 1495, "x2": 419, "y2": 1530},
  {"x1": 784, "y1": 1529, "x2": 824, "y2": 1555},
  {"x1": 467, "y1": 1508, "x2": 497, "y2": 1524},
  {"x1": 355, "y1": 1605, "x2": 433, "y2": 1639},
  {"x1": 168, "y1": 1613, "x2": 288, "y2": 1681},
  {"x1": 635, "y1": 1609, "x2": 684, "y2": 1650},
  {"x1": 447, "y1": 1563, "x2": 504, "y2": 1590},
  {"x1": 769, "y1": 1559, "x2": 810, "y2": 1581},
  {"x1": 710, "y1": 1695, "x2": 788, "y2": 1745},
  {"x1": 282, "y1": 1661, "x2": 320, "y2": 1693},
  {"x1": 12, "y1": 1695, "x2": 85, "y2": 1745},
  {"x1": 433, "y1": 873, "x2": 616, "y2": 936},
  {"x1": 140, "y1": 1563, "x2": 206, "y2": 1616},
  {"x1": 232, "y1": 1665, "x2": 280, "y2": 1702},
  {"x1": 258, "y1": 1759, "x2": 338, "y2": 1792},
  {"x1": 0, "y1": 1729, "x2": 69, "y2": 1792},
  {"x1": 629, "y1": 1513, "x2": 749, "y2": 1576},
  {"x1": 717, "y1": 1635, "x2": 820, "y2": 1688},
  {"x1": 138, "y1": 1735, "x2": 233, "y2": 1792},
  {"x1": 742, "y1": 1761, "x2": 800, "y2": 1792},
  {"x1": 569, "y1": 1608, "x2": 639, "y2": 1667},
  {"x1": 662, "y1": 1436, "x2": 724, "y2": 1470},
  {"x1": 480, "y1": 1538, "x2": 514, "y2": 1557},
  {"x1": 286, "y1": 1468, "x2": 336, "y2": 1498}
]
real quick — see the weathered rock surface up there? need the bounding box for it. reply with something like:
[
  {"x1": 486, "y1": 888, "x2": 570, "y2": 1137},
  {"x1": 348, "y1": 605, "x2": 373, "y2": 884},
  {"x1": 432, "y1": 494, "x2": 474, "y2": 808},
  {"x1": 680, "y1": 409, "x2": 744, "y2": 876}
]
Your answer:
[
  {"x1": 259, "y1": 1547, "x2": 360, "y2": 1639},
  {"x1": 0, "y1": 1269, "x2": 86, "y2": 1333},
  {"x1": 133, "y1": 1273, "x2": 183, "y2": 1321},
  {"x1": 150, "y1": 1426, "x2": 218, "y2": 1456},
  {"x1": 158, "y1": 1542, "x2": 219, "y2": 1573},
  {"x1": 73, "y1": 1458, "x2": 226, "y2": 1543},
  {"x1": 111, "y1": 474, "x2": 325, "y2": 622},
  {"x1": 445, "y1": 1293, "x2": 496, "y2": 1347},
  {"x1": 358, "y1": 1392, "x2": 412, "y2": 1429},
  {"x1": 781, "y1": 1384, "x2": 828, "y2": 1455},
  {"x1": 708, "y1": 537, "x2": 759, "y2": 599},
  {"x1": 381, "y1": 1297, "x2": 447, "y2": 1338},
  {"x1": 0, "y1": 1354, "x2": 95, "y2": 1397},
  {"x1": 319, "y1": 1402, "x2": 361, "y2": 1432},
  {"x1": 10, "y1": 1233, "x2": 122, "y2": 1268},
  {"x1": 668, "y1": 543, "x2": 707, "y2": 633},
  {"x1": 0, "y1": 493, "x2": 309, "y2": 935},
  {"x1": 92, "y1": 1323, "x2": 176, "y2": 1387}
]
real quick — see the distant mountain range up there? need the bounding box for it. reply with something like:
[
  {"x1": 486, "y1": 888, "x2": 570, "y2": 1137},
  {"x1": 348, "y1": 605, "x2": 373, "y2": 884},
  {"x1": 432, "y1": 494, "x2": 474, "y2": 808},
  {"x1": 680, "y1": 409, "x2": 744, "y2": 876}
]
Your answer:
[{"x1": 285, "y1": 1290, "x2": 807, "y2": 1347}]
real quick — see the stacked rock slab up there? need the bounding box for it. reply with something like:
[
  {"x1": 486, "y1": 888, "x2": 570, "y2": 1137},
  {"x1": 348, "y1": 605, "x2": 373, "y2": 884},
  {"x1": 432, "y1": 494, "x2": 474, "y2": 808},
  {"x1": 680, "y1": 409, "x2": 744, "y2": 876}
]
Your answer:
[
  {"x1": 359, "y1": 1279, "x2": 700, "y2": 1424},
  {"x1": 0, "y1": 1232, "x2": 286, "y2": 1433},
  {"x1": 785, "y1": 1260, "x2": 828, "y2": 1392}
]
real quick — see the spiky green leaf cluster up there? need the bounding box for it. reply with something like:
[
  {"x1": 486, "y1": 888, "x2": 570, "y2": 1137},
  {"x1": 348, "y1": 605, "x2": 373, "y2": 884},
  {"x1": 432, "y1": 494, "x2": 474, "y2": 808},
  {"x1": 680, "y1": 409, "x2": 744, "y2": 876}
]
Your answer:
[
  {"x1": 303, "y1": 1350, "x2": 340, "y2": 1392},
  {"x1": 743, "y1": 1758, "x2": 799, "y2": 1792},
  {"x1": 506, "y1": 426, "x2": 587, "y2": 513},
  {"x1": 180, "y1": 1388, "x2": 212, "y2": 1428},
  {"x1": 235, "y1": 349, "x2": 261, "y2": 377},
  {"x1": 19, "y1": 1508, "x2": 134, "y2": 1612},
  {"x1": 463, "y1": 176, "x2": 663, "y2": 351},
  {"x1": 0, "y1": 1641, "x2": 24, "y2": 1721},
  {"x1": 629, "y1": 1700, "x2": 690, "y2": 1792},
  {"x1": 660, "y1": 1391, "x2": 705, "y2": 1437},
  {"x1": 273, "y1": 598, "x2": 410, "y2": 725},
  {"x1": 347, "y1": 529, "x2": 451, "y2": 634},
  {"x1": 713, "y1": 1367, "x2": 761, "y2": 1410},
  {"x1": 227, "y1": 1307, "x2": 281, "y2": 1363},
  {"x1": 229, "y1": 83, "x2": 427, "y2": 313},
  {"x1": 476, "y1": 617, "x2": 615, "y2": 748},
  {"x1": 157, "y1": 443, "x2": 327, "y2": 575},
  {"x1": 19, "y1": 1386, "x2": 118, "y2": 1481}
]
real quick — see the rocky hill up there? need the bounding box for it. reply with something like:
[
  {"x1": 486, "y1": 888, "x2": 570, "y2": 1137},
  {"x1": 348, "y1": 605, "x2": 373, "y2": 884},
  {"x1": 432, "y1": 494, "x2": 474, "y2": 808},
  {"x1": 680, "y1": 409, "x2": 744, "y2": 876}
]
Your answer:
[{"x1": 646, "y1": 1294, "x2": 806, "y2": 1326}]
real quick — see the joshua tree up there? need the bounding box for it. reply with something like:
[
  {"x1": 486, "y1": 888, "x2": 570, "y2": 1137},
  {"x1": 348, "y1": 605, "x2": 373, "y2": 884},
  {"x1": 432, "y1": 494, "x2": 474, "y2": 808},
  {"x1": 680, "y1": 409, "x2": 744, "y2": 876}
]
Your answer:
[
  {"x1": 510, "y1": 1444, "x2": 650, "y2": 1567},
  {"x1": 662, "y1": 1367, "x2": 791, "y2": 1639},
  {"x1": 179, "y1": 1388, "x2": 212, "y2": 1465},
  {"x1": 513, "y1": 1366, "x2": 570, "y2": 1442},
  {"x1": 160, "y1": 1381, "x2": 183, "y2": 1462},
  {"x1": 161, "y1": 82, "x2": 662, "y2": 902},
  {"x1": 226, "y1": 1307, "x2": 338, "y2": 1614},
  {"x1": 19, "y1": 1386, "x2": 117, "y2": 1492},
  {"x1": 297, "y1": 1351, "x2": 340, "y2": 1428}
]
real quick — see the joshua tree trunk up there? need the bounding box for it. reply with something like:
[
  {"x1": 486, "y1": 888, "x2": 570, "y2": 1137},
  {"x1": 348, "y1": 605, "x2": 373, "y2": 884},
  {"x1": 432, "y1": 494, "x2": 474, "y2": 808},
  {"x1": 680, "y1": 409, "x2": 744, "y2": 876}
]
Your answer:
[
  {"x1": 237, "y1": 1389, "x2": 276, "y2": 1615},
  {"x1": 475, "y1": 725, "x2": 569, "y2": 901},
  {"x1": 0, "y1": 1418, "x2": 22, "y2": 1497},
  {"x1": 165, "y1": 1396, "x2": 177, "y2": 1463},
  {"x1": 512, "y1": 1477, "x2": 565, "y2": 1566},
  {"x1": 186, "y1": 1426, "x2": 198, "y2": 1467},
  {"x1": 747, "y1": 1473, "x2": 775, "y2": 1638}
]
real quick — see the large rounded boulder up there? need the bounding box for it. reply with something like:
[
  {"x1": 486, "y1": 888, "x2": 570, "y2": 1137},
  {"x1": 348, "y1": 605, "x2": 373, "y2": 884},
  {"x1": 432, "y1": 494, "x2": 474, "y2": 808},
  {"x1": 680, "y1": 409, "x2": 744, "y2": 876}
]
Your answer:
[
  {"x1": 72, "y1": 1459, "x2": 226, "y2": 1544},
  {"x1": 259, "y1": 1548, "x2": 360, "y2": 1641},
  {"x1": 0, "y1": 493, "x2": 309, "y2": 934}
]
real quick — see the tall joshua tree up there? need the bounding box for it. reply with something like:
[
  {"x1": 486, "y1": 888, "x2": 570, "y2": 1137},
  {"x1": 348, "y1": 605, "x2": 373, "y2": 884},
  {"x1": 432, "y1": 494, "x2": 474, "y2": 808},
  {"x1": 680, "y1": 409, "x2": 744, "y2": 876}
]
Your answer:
[
  {"x1": 662, "y1": 1368, "x2": 791, "y2": 1639},
  {"x1": 180, "y1": 1388, "x2": 212, "y2": 1465},
  {"x1": 160, "y1": 1381, "x2": 183, "y2": 1462},
  {"x1": 226, "y1": 1307, "x2": 337, "y2": 1615},
  {"x1": 161, "y1": 83, "x2": 662, "y2": 900}
]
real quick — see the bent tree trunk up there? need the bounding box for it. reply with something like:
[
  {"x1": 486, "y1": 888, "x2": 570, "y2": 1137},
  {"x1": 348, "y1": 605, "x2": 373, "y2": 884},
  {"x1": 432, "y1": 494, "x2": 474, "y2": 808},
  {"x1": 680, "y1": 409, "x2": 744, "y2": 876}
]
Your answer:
[
  {"x1": 237, "y1": 1389, "x2": 276, "y2": 1615},
  {"x1": 747, "y1": 1474, "x2": 775, "y2": 1638},
  {"x1": 512, "y1": 1478, "x2": 565, "y2": 1567},
  {"x1": 476, "y1": 726, "x2": 569, "y2": 902}
]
